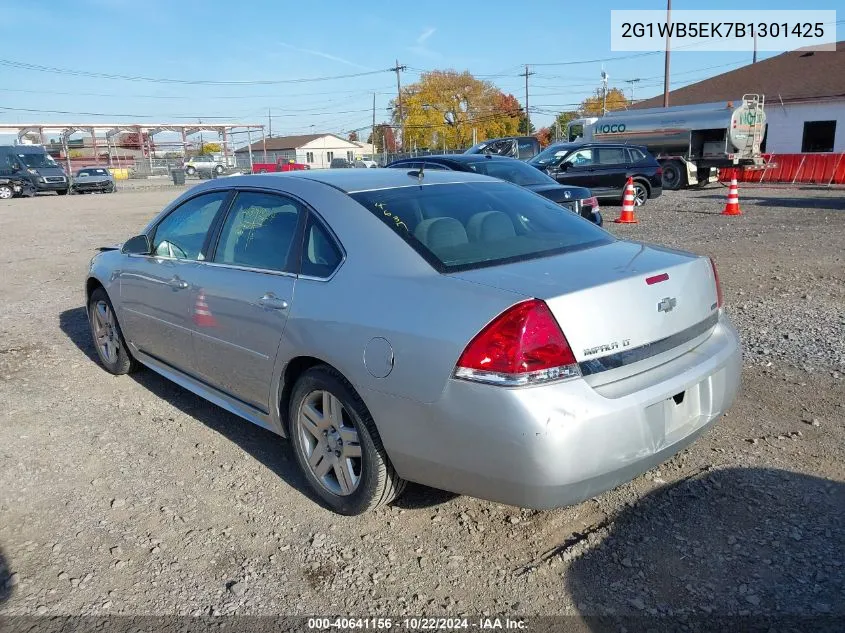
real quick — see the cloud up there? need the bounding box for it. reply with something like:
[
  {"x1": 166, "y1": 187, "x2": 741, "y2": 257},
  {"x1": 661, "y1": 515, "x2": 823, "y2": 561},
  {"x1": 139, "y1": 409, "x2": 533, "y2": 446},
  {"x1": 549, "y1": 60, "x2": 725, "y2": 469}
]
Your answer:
[
  {"x1": 417, "y1": 27, "x2": 436, "y2": 44},
  {"x1": 409, "y1": 27, "x2": 440, "y2": 59},
  {"x1": 277, "y1": 42, "x2": 372, "y2": 71}
]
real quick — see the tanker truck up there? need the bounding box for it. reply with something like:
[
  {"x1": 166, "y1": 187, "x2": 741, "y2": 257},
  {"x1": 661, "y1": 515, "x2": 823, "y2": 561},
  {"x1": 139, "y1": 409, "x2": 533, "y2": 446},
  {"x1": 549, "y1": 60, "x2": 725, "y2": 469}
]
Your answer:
[{"x1": 565, "y1": 94, "x2": 766, "y2": 190}]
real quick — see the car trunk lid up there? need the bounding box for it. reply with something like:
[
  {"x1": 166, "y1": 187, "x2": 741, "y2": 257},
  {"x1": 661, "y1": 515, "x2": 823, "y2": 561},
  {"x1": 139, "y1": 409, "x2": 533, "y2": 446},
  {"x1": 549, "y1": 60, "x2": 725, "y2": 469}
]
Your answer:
[{"x1": 450, "y1": 240, "x2": 719, "y2": 366}]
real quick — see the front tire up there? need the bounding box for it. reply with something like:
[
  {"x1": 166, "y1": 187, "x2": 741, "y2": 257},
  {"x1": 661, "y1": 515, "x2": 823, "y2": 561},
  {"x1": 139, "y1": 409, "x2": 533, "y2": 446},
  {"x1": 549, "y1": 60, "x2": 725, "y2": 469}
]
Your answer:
[
  {"x1": 185, "y1": 166, "x2": 196, "y2": 176},
  {"x1": 0, "y1": 184, "x2": 13, "y2": 200},
  {"x1": 57, "y1": 189, "x2": 69, "y2": 196},
  {"x1": 289, "y1": 366, "x2": 406, "y2": 515},
  {"x1": 87, "y1": 287, "x2": 139, "y2": 375},
  {"x1": 214, "y1": 165, "x2": 224, "y2": 175}
]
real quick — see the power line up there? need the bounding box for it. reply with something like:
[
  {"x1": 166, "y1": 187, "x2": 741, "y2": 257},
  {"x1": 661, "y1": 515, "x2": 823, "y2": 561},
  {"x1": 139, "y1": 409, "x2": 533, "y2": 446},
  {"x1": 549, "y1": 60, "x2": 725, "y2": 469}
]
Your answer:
[{"x1": 0, "y1": 58, "x2": 392, "y2": 85}]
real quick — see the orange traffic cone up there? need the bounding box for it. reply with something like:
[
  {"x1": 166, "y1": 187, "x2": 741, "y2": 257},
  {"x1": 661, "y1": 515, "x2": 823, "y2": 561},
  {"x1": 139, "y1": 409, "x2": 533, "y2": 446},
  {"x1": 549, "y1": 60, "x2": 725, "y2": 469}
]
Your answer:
[
  {"x1": 721, "y1": 178, "x2": 742, "y2": 216},
  {"x1": 192, "y1": 290, "x2": 218, "y2": 328},
  {"x1": 614, "y1": 177, "x2": 638, "y2": 223}
]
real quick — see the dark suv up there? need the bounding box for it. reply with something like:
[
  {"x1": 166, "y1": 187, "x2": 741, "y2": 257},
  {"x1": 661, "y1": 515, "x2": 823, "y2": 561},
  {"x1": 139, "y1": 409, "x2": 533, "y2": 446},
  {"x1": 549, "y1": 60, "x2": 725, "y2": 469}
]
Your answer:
[
  {"x1": 528, "y1": 143, "x2": 662, "y2": 206},
  {"x1": 386, "y1": 154, "x2": 602, "y2": 225}
]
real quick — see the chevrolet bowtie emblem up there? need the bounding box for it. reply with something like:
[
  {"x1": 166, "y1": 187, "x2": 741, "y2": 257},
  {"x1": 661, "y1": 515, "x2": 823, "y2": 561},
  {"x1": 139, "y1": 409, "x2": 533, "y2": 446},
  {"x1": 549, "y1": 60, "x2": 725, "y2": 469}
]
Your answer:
[{"x1": 657, "y1": 297, "x2": 677, "y2": 313}]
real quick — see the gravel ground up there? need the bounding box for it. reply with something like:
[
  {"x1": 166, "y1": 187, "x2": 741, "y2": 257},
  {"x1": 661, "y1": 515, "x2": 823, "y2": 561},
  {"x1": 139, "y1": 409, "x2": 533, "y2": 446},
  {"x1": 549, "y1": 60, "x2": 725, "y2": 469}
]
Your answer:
[{"x1": 0, "y1": 183, "x2": 843, "y2": 621}]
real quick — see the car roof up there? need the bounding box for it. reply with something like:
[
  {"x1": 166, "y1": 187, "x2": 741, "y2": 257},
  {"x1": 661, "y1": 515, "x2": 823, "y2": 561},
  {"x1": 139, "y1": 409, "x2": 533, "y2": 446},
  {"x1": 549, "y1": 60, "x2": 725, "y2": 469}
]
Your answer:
[
  {"x1": 275, "y1": 167, "x2": 499, "y2": 192},
  {"x1": 392, "y1": 154, "x2": 521, "y2": 165}
]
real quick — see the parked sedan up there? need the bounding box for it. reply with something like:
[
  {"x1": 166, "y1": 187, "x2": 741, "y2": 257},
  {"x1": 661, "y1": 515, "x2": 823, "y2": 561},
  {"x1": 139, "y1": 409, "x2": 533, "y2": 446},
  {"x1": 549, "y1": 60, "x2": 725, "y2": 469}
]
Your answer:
[
  {"x1": 529, "y1": 142, "x2": 663, "y2": 207},
  {"x1": 85, "y1": 170, "x2": 740, "y2": 515},
  {"x1": 72, "y1": 167, "x2": 116, "y2": 194},
  {"x1": 387, "y1": 154, "x2": 602, "y2": 225}
]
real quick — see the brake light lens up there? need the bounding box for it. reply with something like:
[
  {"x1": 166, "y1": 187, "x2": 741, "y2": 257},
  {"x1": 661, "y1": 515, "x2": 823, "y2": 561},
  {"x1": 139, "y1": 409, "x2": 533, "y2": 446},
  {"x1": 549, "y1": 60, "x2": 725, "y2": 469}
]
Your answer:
[
  {"x1": 584, "y1": 195, "x2": 600, "y2": 211},
  {"x1": 655, "y1": 165, "x2": 663, "y2": 177},
  {"x1": 709, "y1": 257, "x2": 724, "y2": 308},
  {"x1": 454, "y1": 299, "x2": 580, "y2": 386}
]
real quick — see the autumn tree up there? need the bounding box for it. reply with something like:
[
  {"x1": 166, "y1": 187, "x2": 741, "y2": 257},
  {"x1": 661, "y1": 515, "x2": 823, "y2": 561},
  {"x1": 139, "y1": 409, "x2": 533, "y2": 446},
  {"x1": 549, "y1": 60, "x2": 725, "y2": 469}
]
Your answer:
[
  {"x1": 199, "y1": 142, "x2": 221, "y2": 154},
  {"x1": 367, "y1": 123, "x2": 397, "y2": 153},
  {"x1": 549, "y1": 110, "x2": 581, "y2": 141},
  {"x1": 535, "y1": 127, "x2": 552, "y2": 147},
  {"x1": 348, "y1": 131, "x2": 359, "y2": 142},
  {"x1": 579, "y1": 87, "x2": 630, "y2": 116},
  {"x1": 391, "y1": 70, "x2": 522, "y2": 150}
]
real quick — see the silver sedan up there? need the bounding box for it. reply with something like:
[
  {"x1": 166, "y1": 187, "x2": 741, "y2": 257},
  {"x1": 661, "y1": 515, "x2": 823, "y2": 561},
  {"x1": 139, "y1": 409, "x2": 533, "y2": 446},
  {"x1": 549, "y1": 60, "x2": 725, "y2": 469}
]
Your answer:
[{"x1": 85, "y1": 170, "x2": 741, "y2": 515}]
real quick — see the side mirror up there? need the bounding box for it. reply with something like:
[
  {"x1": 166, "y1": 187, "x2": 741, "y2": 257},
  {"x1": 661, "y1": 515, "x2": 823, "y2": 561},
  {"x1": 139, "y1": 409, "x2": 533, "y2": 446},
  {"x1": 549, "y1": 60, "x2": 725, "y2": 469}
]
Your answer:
[
  {"x1": 558, "y1": 161, "x2": 570, "y2": 172},
  {"x1": 122, "y1": 234, "x2": 151, "y2": 255}
]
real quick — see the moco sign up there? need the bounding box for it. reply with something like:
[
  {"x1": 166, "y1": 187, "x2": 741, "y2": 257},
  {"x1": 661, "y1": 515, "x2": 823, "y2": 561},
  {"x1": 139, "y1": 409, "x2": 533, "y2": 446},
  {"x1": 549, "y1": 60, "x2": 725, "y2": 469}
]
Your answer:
[{"x1": 594, "y1": 123, "x2": 627, "y2": 134}]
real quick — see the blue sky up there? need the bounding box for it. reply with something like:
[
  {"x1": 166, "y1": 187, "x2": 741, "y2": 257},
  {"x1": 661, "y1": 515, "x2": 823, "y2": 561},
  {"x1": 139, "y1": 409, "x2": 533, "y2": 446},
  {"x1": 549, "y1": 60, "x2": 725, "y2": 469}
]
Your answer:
[{"x1": 0, "y1": 0, "x2": 840, "y2": 144}]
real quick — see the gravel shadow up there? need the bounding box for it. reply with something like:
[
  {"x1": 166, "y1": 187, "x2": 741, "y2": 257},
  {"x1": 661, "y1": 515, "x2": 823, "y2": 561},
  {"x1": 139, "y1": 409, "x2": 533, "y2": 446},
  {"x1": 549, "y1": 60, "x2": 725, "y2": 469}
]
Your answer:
[
  {"x1": 565, "y1": 467, "x2": 844, "y2": 626},
  {"x1": 696, "y1": 195, "x2": 845, "y2": 211},
  {"x1": 58, "y1": 306, "x2": 451, "y2": 511},
  {"x1": 0, "y1": 545, "x2": 13, "y2": 603}
]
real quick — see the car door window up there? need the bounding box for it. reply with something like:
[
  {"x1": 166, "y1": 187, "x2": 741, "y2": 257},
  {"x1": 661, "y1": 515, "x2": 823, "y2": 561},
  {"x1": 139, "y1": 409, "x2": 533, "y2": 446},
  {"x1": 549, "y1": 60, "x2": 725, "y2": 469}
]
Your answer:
[
  {"x1": 214, "y1": 191, "x2": 304, "y2": 273},
  {"x1": 563, "y1": 149, "x2": 593, "y2": 167},
  {"x1": 421, "y1": 161, "x2": 448, "y2": 170},
  {"x1": 595, "y1": 147, "x2": 627, "y2": 165},
  {"x1": 300, "y1": 213, "x2": 343, "y2": 278},
  {"x1": 151, "y1": 191, "x2": 228, "y2": 260},
  {"x1": 626, "y1": 148, "x2": 646, "y2": 163}
]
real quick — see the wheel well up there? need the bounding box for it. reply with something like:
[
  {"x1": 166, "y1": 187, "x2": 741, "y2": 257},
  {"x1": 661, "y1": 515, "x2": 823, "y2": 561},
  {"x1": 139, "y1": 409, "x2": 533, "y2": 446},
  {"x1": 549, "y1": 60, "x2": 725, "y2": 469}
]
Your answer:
[
  {"x1": 279, "y1": 356, "x2": 328, "y2": 432},
  {"x1": 86, "y1": 277, "x2": 104, "y2": 301}
]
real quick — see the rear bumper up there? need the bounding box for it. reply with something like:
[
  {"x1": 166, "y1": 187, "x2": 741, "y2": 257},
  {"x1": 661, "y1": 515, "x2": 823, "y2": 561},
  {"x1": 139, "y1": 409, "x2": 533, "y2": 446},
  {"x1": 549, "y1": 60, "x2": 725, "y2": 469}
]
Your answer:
[{"x1": 367, "y1": 312, "x2": 741, "y2": 509}]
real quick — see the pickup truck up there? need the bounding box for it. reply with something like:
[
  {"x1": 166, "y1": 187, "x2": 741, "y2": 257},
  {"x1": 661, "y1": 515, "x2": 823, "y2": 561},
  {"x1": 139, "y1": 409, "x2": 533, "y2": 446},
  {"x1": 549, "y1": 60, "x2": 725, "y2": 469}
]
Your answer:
[{"x1": 252, "y1": 159, "x2": 310, "y2": 174}]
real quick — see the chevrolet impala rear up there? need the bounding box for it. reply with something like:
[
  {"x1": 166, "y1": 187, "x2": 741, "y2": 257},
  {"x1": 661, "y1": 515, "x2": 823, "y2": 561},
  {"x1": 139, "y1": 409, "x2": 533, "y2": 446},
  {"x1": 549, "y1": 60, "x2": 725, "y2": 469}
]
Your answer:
[{"x1": 350, "y1": 177, "x2": 741, "y2": 509}]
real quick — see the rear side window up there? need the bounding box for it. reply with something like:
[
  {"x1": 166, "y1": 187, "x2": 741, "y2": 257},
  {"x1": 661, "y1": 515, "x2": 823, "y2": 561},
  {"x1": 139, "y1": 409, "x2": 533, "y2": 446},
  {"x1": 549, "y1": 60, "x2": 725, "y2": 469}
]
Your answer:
[
  {"x1": 152, "y1": 191, "x2": 229, "y2": 260},
  {"x1": 595, "y1": 147, "x2": 627, "y2": 165},
  {"x1": 214, "y1": 191, "x2": 303, "y2": 273},
  {"x1": 350, "y1": 181, "x2": 611, "y2": 273},
  {"x1": 627, "y1": 148, "x2": 646, "y2": 163},
  {"x1": 300, "y1": 214, "x2": 343, "y2": 278}
]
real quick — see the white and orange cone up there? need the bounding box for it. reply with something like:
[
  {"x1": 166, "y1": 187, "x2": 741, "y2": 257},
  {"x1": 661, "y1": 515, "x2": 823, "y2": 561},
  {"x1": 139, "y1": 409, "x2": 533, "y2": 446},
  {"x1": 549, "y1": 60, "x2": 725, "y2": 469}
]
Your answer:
[
  {"x1": 192, "y1": 290, "x2": 218, "y2": 328},
  {"x1": 721, "y1": 178, "x2": 742, "y2": 216},
  {"x1": 614, "y1": 177, "x2": 638, "y2": 224}
]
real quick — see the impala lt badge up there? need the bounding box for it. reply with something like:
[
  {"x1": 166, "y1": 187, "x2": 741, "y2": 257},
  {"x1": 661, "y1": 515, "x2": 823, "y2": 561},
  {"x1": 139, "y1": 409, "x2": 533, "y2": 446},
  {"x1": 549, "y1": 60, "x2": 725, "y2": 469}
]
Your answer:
[{"x1": 657, "y1": 297, "x2": 677, "y2": 313}]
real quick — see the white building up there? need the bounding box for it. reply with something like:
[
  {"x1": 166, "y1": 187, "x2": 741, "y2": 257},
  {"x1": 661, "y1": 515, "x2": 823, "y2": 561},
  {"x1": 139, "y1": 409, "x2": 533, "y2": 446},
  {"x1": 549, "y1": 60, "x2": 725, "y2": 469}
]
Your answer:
[
  {"x1": 235, "y1": 133, "x2": 368, "y2": 168},
  {"x1": 632, "y1": 42, "x2": 845, "y2": 154}
]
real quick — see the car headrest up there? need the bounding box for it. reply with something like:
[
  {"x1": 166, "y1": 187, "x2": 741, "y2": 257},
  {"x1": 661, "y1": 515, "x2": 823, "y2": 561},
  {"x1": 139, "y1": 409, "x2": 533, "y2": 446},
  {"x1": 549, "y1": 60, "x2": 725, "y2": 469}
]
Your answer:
[
  {"x1": 414, "y1": 217, "x2": 468, "y2": 252},
  {"x1": 466, "y1": 211, "x2": 516, "y2": 242}
]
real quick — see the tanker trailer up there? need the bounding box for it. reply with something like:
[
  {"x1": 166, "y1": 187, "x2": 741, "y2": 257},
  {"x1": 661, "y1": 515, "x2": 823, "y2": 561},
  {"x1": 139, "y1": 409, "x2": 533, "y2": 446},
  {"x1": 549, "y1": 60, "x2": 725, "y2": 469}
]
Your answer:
[{"x1": 565, "y1": 95, "x2": 766, "y2": 190}]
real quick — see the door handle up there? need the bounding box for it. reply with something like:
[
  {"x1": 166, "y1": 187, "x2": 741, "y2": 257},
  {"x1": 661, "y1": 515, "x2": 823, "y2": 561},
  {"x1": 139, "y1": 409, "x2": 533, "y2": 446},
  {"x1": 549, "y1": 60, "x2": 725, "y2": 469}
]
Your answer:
[
  {"x1": 168, "y1": 277, "x2": 189, "y2": 290},
  {"x1": 258, "y1": 294, "x2": 289, "y2": 310}
]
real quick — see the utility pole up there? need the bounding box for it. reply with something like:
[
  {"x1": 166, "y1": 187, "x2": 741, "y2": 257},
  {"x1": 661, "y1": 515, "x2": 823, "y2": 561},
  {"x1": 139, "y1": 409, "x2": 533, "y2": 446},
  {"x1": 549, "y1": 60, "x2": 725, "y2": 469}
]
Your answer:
[
  {"x1": 753, "y1": 33, "x2": 758, "y2": 63},
  {"x1": 601, "y1": 70, "x2": 609, "y2": 115},
  {"x1": 625, "y1": 78, "x2": 641, "y2": 103},
  {"x1": 663, "y1": 0, "x2": 671, "y2": 107},
  {"x1": 268, "y1": 108, "x2": 272, "y2": 138},
  {"x1": 521, "y1": 65, "x2": 534, "y2": 134},
  {"x1": 390, "y1": 60, "x2": 407, "y2": 150},
  {"x1": 372, "y1": 92, "x2": 376, "y2": 155}
]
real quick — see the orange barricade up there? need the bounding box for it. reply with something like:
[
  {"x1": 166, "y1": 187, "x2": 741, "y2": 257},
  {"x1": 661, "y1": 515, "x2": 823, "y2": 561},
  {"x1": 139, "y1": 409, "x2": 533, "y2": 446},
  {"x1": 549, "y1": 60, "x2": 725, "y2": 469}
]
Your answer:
[{"x1": 720, "y1": 153, "x2": 845, "y2": 185}]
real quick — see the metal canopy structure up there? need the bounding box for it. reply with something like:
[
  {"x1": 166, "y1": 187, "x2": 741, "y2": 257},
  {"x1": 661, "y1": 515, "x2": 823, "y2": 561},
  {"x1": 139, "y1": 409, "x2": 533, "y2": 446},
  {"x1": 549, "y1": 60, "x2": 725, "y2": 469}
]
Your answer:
[{"x1": 0, "y1": 122, "x2": 267, "y2": 172}]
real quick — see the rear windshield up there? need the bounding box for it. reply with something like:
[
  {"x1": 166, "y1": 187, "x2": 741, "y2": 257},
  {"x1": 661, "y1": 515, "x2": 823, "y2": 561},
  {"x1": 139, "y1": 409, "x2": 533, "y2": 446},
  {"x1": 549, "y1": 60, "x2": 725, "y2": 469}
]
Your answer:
[
  {"x1": 465, "y1": 159, "x2": 553, "y2": 187},
  {"x1": 349, "y1": 181, "x2": 611, "y2": 273}
]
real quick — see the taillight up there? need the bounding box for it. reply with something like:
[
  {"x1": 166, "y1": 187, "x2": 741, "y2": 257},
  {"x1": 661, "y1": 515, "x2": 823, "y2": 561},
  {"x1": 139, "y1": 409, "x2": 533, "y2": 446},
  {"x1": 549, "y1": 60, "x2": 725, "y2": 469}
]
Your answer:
[
  {"x1": 584, "y1": 195, "x2": 600, "y2": 211},
  {"x1": 709, "y1": 257, "x2": 724, "y2": 308},
  {"x1": 655, "y1": 166, "x2": 663, "y2": 177},
  {"x1": 454, "y1": 299, "x2": 580, "y2": 386}
]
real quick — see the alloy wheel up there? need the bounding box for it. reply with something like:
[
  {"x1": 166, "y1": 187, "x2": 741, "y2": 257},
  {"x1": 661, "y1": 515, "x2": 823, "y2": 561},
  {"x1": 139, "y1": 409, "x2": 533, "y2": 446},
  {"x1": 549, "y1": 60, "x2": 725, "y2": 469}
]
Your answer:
[
  {"x1": 0, "y1": 185, "x2": 12, "y2": 200},
  {"x1": 633, "y1": 184, "x2": 647, "y2": 206},
  {"x1": 92, "y1": 300, "x2": 120, "y2": 364},
  {"x1": 296, "y1": 390, "x2": 362, "y2": 496}
]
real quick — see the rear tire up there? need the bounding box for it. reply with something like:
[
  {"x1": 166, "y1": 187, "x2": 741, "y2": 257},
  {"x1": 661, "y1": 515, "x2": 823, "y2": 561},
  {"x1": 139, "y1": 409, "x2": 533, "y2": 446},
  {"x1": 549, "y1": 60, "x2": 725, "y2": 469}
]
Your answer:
[
  {"x1": 631, "y1": 181, "x2": 649, "y2": 207},
  {"x1": 215, "y1": 165, "x2": 224, "y2": 175},
  {"x1": 57, "y1": 189, "x2": 69, "y2": 196},
  {"x1": 185, "y1": 166, "x2": 196, "y2": 176},
  {"x1": 87, "y1": 287, "x2": 140, "y2": 375},
  {"x1": 288, "y1": 366, "x2": 406, "y2": 515},
  {"x1": 661, "y1": 162, "x2": 684, "y2": 190}
]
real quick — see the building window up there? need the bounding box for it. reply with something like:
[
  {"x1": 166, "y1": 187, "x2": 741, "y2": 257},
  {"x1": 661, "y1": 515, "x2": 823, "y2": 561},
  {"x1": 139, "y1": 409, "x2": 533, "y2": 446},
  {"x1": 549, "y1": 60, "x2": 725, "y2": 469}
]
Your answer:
[
  {"x1": 801, "y1": 121, "x2": 836, "y2": 153},
  {"x1": 347, "y1": 151, "x2": 354, "y2": 161},
  {"x1": 306, "y1": 152, "x2": 314, "y2": 163},
  {"x1": 326, "y1": 151, "x2": 334, "y2": 162}
]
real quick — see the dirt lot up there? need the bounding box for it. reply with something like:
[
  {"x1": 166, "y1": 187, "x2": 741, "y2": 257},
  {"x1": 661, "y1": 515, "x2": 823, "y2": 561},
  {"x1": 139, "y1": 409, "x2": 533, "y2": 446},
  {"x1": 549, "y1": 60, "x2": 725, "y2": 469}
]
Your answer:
[{"x1": 0, "y1": 183, "x2": 843, "y2": 621}]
